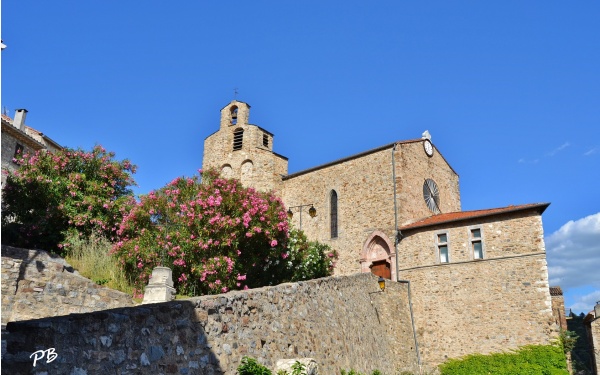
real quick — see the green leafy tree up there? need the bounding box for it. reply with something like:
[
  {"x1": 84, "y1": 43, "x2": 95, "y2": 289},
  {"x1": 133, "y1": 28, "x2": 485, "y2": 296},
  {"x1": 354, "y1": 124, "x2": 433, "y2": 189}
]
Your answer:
[
  {"x1": 2, "y1": 145, "x2": 136, "y2": 254},
  {"x1": 112, "y1": 168, "x2": 337, "y2": 298}
]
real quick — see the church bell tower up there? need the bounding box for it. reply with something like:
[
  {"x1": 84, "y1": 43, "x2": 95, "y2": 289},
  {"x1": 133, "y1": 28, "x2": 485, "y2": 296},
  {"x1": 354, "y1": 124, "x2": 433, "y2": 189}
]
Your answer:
[{"x1": 202, "y1": 100, "x2": 288, "y2": 193}]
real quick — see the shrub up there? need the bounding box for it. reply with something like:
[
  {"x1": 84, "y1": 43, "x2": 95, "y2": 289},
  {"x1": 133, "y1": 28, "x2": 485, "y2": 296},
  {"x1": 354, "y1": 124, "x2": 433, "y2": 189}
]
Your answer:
[
  {"x1": 112, "y1": 169, "x2": 336, "y2": 297},
  {"x1": 438, "y1": 344, "x2": 568, "y2": 375},
  {"x1": 286, "y1": 227, "x2": 337, "y2": 282},
  {"x1": 557, "y1": 329, "x2": 578, "y2": 354},
  {"x1": 2, "y1": 145, "x2": 136, "y2": 254},
  {"x1": 237, "y1": 356, "x2": 272, "y2": 375}
]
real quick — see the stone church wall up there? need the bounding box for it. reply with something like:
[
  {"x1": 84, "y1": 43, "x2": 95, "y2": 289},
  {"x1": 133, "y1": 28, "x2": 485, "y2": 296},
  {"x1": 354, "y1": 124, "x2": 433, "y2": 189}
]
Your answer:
[
  {"x1": 281, "y1": 139, "x2": 461, "y2": 279},
  {"x1": 282, "y1": 146, "x2": 397, "y2": 277},
  {"x1": 1, "y1": 246, "x2": 134, "y2": 325},
  {"x1": 2, "y1": 273, "x2": 419, "y2": 375},
  {"x1": 397, "y1": 212, "x2": 556, "y2": 367},
  {"x1": 394, "y1": 141, "x2": 461, "y2": 224}
]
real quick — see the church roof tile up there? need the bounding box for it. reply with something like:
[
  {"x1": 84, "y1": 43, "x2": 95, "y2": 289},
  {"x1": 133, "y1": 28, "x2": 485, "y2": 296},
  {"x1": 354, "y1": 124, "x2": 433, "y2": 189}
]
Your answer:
[{"x1": 399, "y1": 203, "x2": 550, "y2": 232}]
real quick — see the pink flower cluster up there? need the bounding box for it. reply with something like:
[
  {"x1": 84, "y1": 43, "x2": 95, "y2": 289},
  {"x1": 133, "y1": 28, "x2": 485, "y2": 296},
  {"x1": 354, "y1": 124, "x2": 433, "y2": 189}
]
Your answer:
[{"x1": 112, "y1": 168, "x2": 289, "y2": 296}]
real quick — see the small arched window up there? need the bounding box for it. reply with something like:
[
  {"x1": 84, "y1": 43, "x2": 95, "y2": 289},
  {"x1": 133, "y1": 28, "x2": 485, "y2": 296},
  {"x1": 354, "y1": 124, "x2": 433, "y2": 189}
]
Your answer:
[
  {"x1": 233, "y1": 128, "x2": 244, "y2": 151},
  {"x1": 330, "y1": 190, "x2": 338, "y2": 238},
  {"x1": 230, "y1": 106, "x2": 238, "y2": 125}
]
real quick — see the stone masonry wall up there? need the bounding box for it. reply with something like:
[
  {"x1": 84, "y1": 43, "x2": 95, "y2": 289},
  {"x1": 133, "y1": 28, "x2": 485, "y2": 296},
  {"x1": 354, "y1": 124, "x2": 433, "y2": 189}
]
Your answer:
[
  {"x1": 282, "y1": 147, "x2": 396, "y2": 277},
  {"x1": 1, "y1": 129, "x2": 37, "y2": 186},
  {"x1": 1, "y1": 246, "x2": 134, "y2": 325},
  {"x1": 551, "y1": 293, "x2": 568, "y2": 331},
  {"x1": 281, "y1": 139, "x2": 461, "y2": 279},
  {"x1": 395, "y1": 141, "x2": 461, "y2": 224},
  {"x1": 397, "y1": 212, "x2": 557, "y2": 367},
  {"x1": 2, "y1": 273, "x2": 419, "y2": 375},
  {"x1": 203, "y1": 101, "x2": 288, "y2": 193},
  {"x1": 591, "y1": 317, "x2": 600, "y2": 375}
]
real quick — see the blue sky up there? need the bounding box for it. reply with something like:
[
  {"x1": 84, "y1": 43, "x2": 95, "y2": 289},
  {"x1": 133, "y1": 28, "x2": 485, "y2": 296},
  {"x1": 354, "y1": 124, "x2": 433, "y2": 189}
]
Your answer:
[{"x1": 2, "y1": 1, "x2": 599, "y2": 313}]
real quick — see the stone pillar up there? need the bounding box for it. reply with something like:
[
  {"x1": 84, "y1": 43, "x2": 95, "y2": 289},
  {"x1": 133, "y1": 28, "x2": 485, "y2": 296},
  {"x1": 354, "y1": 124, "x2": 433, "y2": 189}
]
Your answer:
[{"x1": 142, "y1": 267, "x2": 176, "y2": 304}]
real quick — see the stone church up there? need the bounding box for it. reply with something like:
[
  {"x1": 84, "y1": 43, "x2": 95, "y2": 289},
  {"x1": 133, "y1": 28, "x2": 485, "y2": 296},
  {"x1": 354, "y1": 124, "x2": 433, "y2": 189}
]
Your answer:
[{"x1": 203, "y1": 100, "x2": 559, "y2": 365}]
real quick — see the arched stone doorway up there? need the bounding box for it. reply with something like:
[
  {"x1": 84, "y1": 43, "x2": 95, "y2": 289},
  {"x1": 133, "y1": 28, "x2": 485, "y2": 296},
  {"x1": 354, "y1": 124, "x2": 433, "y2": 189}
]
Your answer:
[{"x1": 360, "y1": 231, "x2": 396, "y2": 281}]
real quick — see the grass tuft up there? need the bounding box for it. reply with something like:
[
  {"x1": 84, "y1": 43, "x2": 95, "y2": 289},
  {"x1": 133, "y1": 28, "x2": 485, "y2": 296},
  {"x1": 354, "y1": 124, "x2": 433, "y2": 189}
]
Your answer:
[{"x1": 64, "y1": 233, "x2": 136, "y2": 297}]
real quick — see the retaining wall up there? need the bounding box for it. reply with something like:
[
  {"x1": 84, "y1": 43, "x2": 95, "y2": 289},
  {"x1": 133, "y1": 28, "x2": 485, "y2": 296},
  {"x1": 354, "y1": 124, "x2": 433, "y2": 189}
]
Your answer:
[
  {"x1": 1, "y1": 246, "x2": 134, "y2": 325},
  {"x1": 2, "y1": 272, "x2": 418, "y2": 374}
]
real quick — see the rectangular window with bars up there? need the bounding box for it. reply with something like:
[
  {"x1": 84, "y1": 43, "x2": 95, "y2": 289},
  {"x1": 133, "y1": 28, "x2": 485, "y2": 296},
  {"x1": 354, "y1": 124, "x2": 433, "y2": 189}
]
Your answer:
[
  {"x1": 437, "y1": 233, "x2": 449, "y2": 263},
  {"x1": 471, "y1": 228, "x2": 484, "y2": 259}
]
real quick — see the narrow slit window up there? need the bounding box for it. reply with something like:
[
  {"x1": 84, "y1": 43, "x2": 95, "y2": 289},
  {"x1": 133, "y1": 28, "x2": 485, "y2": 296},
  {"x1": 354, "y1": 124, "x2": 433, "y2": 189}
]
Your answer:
[
  {"x1": 471, "y1": 228, "x2": 483, "y2": 259},
  {"x1": 263, "y1": 133, "x2": 269, "y2": 147},
  {"x1": 437, "y1": 233, "x2": 449, "y2": 263},
  {"x1": 233, "y1": 128, "x2": 244, "y2": 151},
  {"x1": 330, "y1": 190, "x2": 338, "y2": 238}
]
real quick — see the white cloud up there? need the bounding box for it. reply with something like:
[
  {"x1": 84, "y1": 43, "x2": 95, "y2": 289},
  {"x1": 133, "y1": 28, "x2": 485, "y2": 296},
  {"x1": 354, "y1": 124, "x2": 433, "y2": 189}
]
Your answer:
[
  {"x1": 520, "y1": 142, "x2": 572, "y2": 164},
  {"x1": 546, "y1": 213, "x2": 600, "y2": 310},
  {"x1": 547, "y1": 142, "x2": 571, "y2": 157},
  {"x1": 569, "y1": 290, "x2": 600, "y2": 315},
  {"x1": 584, "y1": 147, "x2": 598, "y2": 156},
  {"x1": 517, "y1": 158, "x2": 539, "y2": 164}
]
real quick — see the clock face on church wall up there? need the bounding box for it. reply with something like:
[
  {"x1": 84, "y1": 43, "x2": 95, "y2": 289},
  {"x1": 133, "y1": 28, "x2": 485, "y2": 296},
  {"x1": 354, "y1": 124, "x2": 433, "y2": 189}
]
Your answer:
[
  {"x1": 423, "y1": 140, "x2": 434, "y2": 157},
  {"x1": 423, "y1": 178, "x2": 441, "y2": 214}
]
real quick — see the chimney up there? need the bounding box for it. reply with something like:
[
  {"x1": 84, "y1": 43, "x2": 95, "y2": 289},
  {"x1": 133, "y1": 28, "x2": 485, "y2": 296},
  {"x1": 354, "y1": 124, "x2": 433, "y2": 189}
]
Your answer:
[{"x1": 13, "y1": 109, "x2": 28, "y2": 131}]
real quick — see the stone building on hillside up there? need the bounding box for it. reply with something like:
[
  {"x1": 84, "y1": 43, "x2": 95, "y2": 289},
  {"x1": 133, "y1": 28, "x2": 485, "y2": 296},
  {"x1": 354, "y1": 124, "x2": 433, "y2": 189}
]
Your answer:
[
  {"x1": 202, "y1": 100, "x2": 559, "y2": 367},
  {"x1": 550, "y1": 286, "x2": 569, "y2": 331},
  {"x1": 1, "y1": 109, "x2": 62, "y2": 186}
]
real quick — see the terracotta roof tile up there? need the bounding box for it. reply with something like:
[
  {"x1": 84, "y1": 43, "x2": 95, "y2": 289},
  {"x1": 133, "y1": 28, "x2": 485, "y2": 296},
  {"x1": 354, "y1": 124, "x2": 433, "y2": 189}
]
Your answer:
[
  {"x1": 399, "y1": 203, "x2": 550, "y2": 231},
  {"x1": 1, "y1": 113, "x2": 13, "y2": 123}
]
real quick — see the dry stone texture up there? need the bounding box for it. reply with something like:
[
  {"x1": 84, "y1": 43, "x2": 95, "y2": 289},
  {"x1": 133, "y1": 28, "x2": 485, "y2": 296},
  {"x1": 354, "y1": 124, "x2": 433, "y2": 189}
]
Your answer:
[
  {"x1": 397, "y1": 212, "x2": 557, "y2": 366},
  {"x1": 2, "y1": 273, "x2": 419, "y2": 375},
  {"x1": 1, "y1": 246, "x2": 134, "y2": 325},
  {"x1": 199, "y1": 100, "x2": 558, "y2": 369}
]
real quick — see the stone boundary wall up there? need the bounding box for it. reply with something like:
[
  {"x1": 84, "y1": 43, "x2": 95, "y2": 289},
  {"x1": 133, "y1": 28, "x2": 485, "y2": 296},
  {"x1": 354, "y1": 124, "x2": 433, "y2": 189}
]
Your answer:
[
  {"x1": 2, "y1": 273, "x2": 418, "y2": 375},
  {"x1": 1, "y1": 246, "x2": 134, "y2": 325},
  {"x1": 401, "y1": 254, "x2": 556, "y2": 367}
]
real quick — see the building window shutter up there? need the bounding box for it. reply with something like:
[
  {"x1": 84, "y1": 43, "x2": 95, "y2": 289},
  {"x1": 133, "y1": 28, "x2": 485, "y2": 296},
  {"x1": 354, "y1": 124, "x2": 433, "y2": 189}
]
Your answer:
[{"x1": 233, "y1": 128, "x2": 244, "y2": 151}]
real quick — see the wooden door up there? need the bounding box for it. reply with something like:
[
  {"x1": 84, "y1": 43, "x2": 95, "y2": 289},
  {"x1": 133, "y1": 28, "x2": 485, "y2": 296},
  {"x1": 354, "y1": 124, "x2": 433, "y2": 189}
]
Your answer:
[{"x1": 370, "y1": 260, "x2": 391, "y2": 280}]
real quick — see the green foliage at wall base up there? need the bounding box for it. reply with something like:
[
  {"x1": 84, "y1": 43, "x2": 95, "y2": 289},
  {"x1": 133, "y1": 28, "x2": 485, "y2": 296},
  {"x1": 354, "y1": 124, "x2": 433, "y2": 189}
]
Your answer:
[
  {"x1": 237, "y1": 356, "x2": 272, "y2": 375},
  {"x1": 438, "y1": 344, "x2": 568, "y2": 375}
]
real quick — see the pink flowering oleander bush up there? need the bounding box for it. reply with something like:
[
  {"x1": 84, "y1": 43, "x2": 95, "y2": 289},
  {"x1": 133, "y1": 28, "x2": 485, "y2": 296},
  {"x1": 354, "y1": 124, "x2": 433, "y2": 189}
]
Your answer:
[
  {"x1": 112, "y1": 168, "x2": 337, "y2": 297},
  {"x1": 1, "y1": 145, "x2": 136, "y2": 254}
]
